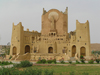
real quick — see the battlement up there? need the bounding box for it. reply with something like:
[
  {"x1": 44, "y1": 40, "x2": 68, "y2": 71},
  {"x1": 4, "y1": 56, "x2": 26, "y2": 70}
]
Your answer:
[
  {"x1": 42, "y1": 7, "x2": 68, "y2": 15},
  {"x1": 76, "y1": 20, "x2": 89, "y2": 24}
]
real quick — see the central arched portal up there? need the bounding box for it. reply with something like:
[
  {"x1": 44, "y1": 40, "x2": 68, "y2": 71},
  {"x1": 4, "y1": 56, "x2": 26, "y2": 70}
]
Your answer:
[
  {"x1": 48, "y1": 47, "x2": 53, "y2": 53},
  {"x1": 25, "y1": 45, "x2": 30, "y2": 53},
  {"x1": 72, "y1": 45, "x2": 76, "y2": 57}
]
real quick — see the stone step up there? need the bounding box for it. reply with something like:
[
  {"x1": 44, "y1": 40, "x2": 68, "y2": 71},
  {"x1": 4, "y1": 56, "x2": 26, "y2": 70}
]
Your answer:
[{"x1": 70, "y1": 57, "x2": 76, "y2": 61}]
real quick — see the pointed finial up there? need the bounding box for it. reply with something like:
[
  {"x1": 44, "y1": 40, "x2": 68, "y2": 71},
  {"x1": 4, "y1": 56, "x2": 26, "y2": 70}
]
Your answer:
[
  {"x1": 27, "y1": 28, "x2": 29, "y2": 31},
  {"x1": 64, "y1": 7, "x2": 68, "y2": 14},
  {"x1": 66, "y1": 7, "x2": 68, "y2": 10},
  {"x1": 43, "y1": 8, "x2": 45, "y2": 15}
]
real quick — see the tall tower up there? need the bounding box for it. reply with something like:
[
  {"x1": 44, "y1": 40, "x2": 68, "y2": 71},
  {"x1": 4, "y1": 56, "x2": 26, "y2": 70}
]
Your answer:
[
  {"x1": 76, "y1": 20, "x2": 91, "y2": 57},
  {"x1": 10, "y1": 22, "x2": 24, "y2": 55}
]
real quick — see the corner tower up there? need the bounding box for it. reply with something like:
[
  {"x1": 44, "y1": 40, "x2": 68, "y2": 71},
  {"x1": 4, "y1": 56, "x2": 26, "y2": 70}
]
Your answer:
[
  {"x1": 10, "y1": 22, "x2": 24, "y2": 55},
  {"x1": 41, "y1": 7, "x2": 68, "y2": 36},
  {"x1": 76, "y1": 20, "x2": 91, "y2": 57}
]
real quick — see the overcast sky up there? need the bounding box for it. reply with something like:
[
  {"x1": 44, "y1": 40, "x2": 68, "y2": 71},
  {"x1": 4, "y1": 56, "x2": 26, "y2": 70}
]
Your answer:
[{"x1": 0, "y1": 0, "x2": 100, "y2": 45}]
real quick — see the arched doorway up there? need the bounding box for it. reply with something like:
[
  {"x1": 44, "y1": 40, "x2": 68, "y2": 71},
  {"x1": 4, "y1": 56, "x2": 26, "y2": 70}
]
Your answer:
[
  {"x1": 12, "y1": 47, "x2": 17, "y2": 55},
  {"x1": 80, "y1": 47, "x2": 86, "y2": 56},
  {"x1": 48, "y1": 47, "x2": 53, "y2": 53},
  {"x1": 25, "y1": 45, "x2": 30, "y2": 53},
  {"x1": 72, "y1": 45, "x2": 76, "y2": 57}
]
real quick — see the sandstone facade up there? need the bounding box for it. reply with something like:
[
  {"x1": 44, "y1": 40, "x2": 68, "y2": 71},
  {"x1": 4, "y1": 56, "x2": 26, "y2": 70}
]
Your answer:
[{"x1": 9, "y1": 7, "x2": 91, "y2": 60}]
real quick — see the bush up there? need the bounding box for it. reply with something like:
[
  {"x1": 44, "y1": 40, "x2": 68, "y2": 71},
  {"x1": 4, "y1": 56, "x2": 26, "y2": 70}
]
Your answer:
[
  {"x1": 47, "y1": 60, "x2": 52, "y2": 64},
  {"x1": 0, "y1": 61, "x2": 13, "y2": 65},
  {"x1": 14, "y1": 60, "x2": 33, "y2": 68},
  {"x1": 37, "y1": 60, "x2": 42, "y2": 64},
  {"x1": 53, "y1": 59, "x2": 57, "y2": 64},
  {"x1": 80, "y1": 59, "x2": 85, "y2": 64},
  {"x1": 68, "y1": 60, "x2": 72, "y2": 64},
  {"x1": 76, "y1": 60, "x2": 80, "y2": 64},
  {"x1": 60, "y1": 60, "x2": 65, "y2": 64},
  {"x1": 88, "y1": 59, "x2": 94, "y2": 64},
  {"x1": 13, "y1": 63, "x2": 21, "y2": 68},
  {"x1": 20, "y1": 60, "x2": 33, "y2": 67},
  {"x1": 96, "y1": 59, "x2": 100, "y2": 63},
  {"x1": 80, "y1": 55, "x2": 84, "y2": 59},
  {"x1": 41, "y1": 59, "x2": 46, "y2": 64},
  {"x1": 80, "y1": 55, "x2": 85, "y2": 64},
  {"x1": 59, "y1": 58, "x2": 65, "y2": 64}
]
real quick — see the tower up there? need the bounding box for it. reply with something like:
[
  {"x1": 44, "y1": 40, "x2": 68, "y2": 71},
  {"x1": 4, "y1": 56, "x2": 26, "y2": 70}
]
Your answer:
[
  {"x1": 76, "y1": 20, "x2": 91, "y2": 57},
  {"x1": 10, "y1": 22, "x2": 24, "y2": 55}
]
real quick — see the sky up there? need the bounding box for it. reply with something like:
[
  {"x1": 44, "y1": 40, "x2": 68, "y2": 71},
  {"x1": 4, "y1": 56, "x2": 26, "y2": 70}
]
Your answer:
[{"x1": 0, "y1": 0, "x2": 100, "y2": 45}]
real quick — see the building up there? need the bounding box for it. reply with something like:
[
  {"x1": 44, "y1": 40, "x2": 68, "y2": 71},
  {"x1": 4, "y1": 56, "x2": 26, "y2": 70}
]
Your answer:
[
  {"x1": 9, "y1": 7, "x2": 91, "y2": 60},
  {"x1": 0, "y1": 45, "x2": 10, "y2": 56}
]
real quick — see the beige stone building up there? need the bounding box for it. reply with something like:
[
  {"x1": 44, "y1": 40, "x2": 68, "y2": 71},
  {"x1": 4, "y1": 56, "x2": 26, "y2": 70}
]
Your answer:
[{"x1": 9, "y1": 7, "x2": 91, "y2": 61}]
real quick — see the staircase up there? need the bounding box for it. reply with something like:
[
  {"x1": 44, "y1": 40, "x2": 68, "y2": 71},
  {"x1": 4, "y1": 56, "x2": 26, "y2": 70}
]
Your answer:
[
  {"x1": 70, "y1": 57, "x2": 76, "y2": 61},
  {"x1": 15, "y1": 53, "x2": 31, "y2": 61}
]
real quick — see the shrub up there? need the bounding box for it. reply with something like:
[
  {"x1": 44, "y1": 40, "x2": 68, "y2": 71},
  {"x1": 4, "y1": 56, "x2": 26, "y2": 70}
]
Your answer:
[
  {"x1": 13, "y1": 63, "x2": 21, "y2": 68},
  {"x1": 88, "y1": 59, "x2": 94, "y2": 64},
  {"x1": 41, "y1": 59, "x2": 46, "y2": 64},
  {"x1": 53, "y1": 59, "x2": 57, "y2": 64},
  {"x1": 37, "y1": 60, "x2": 42, "y2": 64},
  {"x1": 80, "y1": 55, "x2": 84, "y2": 59},
  {"x1": 59, "y1": 58, "x2": 65, "y2": 64},
  {"x1": 96, "y1": 59, "x2": 100, "y2": 63},
  {"x1": 9, "y1": 56, "x2": 12, "y2": 59},
  {"x1": 80, "y1": 55, "x2": 85, "y2": 64},
  {"x1": 76, "y1": 60, "x2": 80, "y2": 64},
  {"x1": 60, "y1": 60, "x2": 65, "y2": 64},
  {"x1": 20, "y1": 60, "x2": 33, "y2": 67},
  {"x1": 14, "y1": 60, "x2": 33, "y2": 68},
  {"x1": 68, "y1": 60, "x2": 72, "y2": 64},
  {"x1": 80, "y1": 59, "x2": 85, "y2": 64},
  {"x1": 47, "y1": 60, "x2": 52, "y2": 64},
  {"x1": 0, "y1": 61, "x2": 13, "y2": 65}
]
